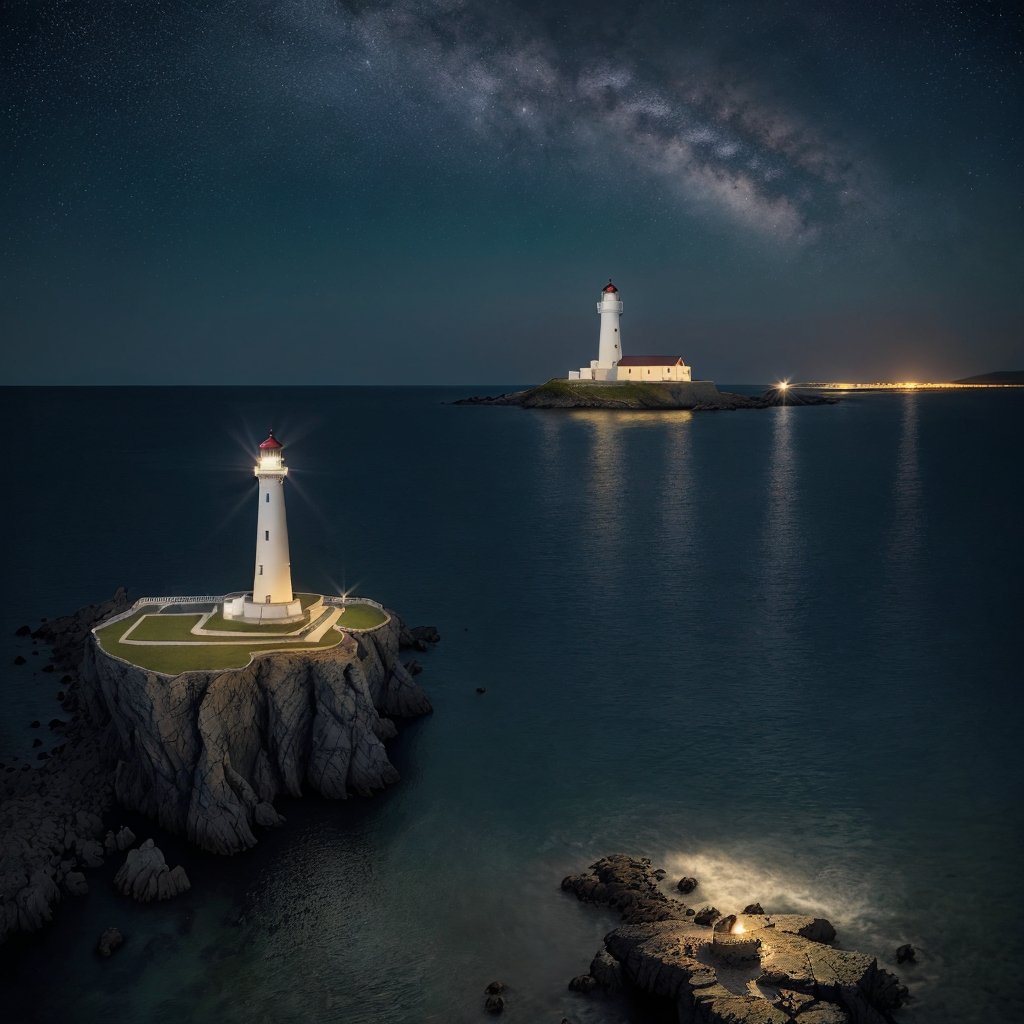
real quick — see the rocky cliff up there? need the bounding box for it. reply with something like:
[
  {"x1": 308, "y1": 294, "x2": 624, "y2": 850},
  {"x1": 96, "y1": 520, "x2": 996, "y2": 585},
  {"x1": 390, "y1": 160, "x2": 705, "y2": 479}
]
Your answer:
[
  {"x1": 1, "y1": 595, "x2": 433, "y2": 943},
  {"x1": 80, "y1": 614, "x2": 432, "y2": 856}
]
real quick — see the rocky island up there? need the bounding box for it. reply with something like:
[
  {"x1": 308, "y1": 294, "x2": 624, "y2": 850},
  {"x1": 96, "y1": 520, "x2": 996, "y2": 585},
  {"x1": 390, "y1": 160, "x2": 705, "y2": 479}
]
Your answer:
[
  {"x1": 455, "y1": 379, "x2": 837, "y2": 410},
  {"x1": 557, "y1": 854, "x2": 908, "y2": 1024},
  {"x1": 0, "y1": 589, "x2": 436, "y2": 943}
]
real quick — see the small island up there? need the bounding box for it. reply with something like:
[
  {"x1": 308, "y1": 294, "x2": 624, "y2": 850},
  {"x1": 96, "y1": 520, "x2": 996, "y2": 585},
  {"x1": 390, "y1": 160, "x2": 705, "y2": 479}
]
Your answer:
[
  {"x1": 456, "y1": 279, "x2": 835, "y2": 411},
  {"x1": 456, "y1": 378, "x2": 835, "y2": 410}
]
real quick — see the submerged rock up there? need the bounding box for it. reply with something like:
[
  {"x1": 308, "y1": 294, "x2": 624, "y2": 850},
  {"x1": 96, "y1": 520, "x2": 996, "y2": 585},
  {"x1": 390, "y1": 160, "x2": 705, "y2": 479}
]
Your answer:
[{"x1": 96, "y1": 927, "x2": 124, "y2": 957}]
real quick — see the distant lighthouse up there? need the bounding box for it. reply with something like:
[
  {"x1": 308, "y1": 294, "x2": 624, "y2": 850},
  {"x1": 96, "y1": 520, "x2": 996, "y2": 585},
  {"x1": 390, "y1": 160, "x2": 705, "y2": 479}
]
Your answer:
[
  {"x1": 567, "y1": 278, "x2": 694, "y2": 383},
  {"x1": 596, "y1": 279, "x2": 623, "y2": 375},
  {"x1": 224, "y1": 431, "x2": 303, "y2": 623}
]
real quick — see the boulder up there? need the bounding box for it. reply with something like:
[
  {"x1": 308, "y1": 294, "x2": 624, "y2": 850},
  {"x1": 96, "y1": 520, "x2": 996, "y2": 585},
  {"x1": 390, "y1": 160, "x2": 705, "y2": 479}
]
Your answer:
[
  {"x1": 743, "y1": 902, "x2": 764, "y2": 915},
  {"x1": 79, "y1": 840, "x2": 105, "y2": 868},
  {"x1": 13, "y1": 655, "x2": 26, "y2": 666},
  {"x1": 694, "y1": 906, "x2": 720, "y2": 926},
  {"x1": 568, "y1": 974, "x2": 599, "y2": 993},
  {"x1": 484, "y1": 994, "x2": 505, "y2": 1014},
  {"x1": 589, "y1": 948, "x2": 624, "y2": 991},
  {"x1": 97, "y1": 927, "x2": 124, "y2": 957},
  {"x1": 676, "y1": 876, "x2": 698, "y2": 894},
  {"x1": 15, "y1": 625, "x2": 31, "y2": 637},
  {"x1": 896, "y1": 943, "x2": 917, "y2": 964},
  {"x1": 484, "y1": 981, "x2": 507, "y2": 994},
  {"x1": 410, "y1": 625, "x2": 440, "y2": 644},
  {"x1": 104, "y1": 826, "x2": 137, "y2": 853},
  {"x1": 64, "y1": 872, "x2": 88, "y2": 896},
  {"x1": 113, "y1": 839, "x2": 190, "y2": 902}
]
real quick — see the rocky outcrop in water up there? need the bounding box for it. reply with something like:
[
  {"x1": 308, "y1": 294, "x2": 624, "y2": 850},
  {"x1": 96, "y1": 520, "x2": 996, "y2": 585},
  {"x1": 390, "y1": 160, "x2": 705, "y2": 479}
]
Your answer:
[
  {"x1": 562, "y1": 854, "x2": 907, "y2": 1023},
  {"x1": 80, "y1": 613, "x2": 432, "y2": 856},
  {"x1": 113, "y1": 839, "x2": 190, "y2": 902}
]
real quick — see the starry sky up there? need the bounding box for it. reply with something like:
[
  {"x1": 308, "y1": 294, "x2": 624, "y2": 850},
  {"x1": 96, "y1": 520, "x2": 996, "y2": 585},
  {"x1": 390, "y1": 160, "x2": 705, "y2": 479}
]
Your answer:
[{"x1": 3, "y1": 0, "x2": 1022, "y2": 384}]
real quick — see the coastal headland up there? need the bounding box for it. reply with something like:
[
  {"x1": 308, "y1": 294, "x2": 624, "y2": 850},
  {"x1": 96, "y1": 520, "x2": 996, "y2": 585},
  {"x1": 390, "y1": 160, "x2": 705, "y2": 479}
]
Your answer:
[
  {"x1": 455, "y1": 379, "x2": 836, "y2": 410},
  {"x1": 0, "y1": 589, "x2": 436, "y2": 943},
  {"x1": 556, "y1": 854, "x2": 908, "y2": 1024}
]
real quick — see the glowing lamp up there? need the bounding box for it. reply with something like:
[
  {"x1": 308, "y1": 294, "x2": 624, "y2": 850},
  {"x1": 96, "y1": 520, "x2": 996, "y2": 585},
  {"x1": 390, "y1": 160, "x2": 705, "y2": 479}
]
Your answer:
[
  {"x1": 711, "y1": 915, "x2": 762, "y2": 964},
  {"x1": 777, "y1": 380, "x2": 790, "y2": 391}
]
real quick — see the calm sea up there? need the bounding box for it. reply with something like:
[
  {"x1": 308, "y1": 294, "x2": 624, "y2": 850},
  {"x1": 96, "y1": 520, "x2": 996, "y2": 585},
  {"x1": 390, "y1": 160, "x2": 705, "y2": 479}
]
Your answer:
[{"x1": 1, "y1": 386, "x2": 1021, "y2": 1023}]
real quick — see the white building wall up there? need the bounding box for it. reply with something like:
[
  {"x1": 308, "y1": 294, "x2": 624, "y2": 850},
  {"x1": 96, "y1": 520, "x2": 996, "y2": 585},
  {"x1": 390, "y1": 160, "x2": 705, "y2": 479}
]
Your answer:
[
  {"x1": 616, "y1": 363, "x2": 693, "y2": 382},
  {"x1": 253, "y1": 476, "x2": 294, "y2": 603}
]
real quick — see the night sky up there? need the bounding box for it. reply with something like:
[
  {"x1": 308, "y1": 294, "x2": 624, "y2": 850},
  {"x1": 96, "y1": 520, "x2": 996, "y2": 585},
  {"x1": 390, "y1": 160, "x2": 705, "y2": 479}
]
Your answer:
[{"x1": 3, "y1": 0, "x2": 1022, "y2": 384}]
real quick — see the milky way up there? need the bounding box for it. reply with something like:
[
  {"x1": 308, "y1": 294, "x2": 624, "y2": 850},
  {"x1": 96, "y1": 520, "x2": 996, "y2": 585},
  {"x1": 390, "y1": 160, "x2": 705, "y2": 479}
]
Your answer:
[{"x1": 2, "y1": 0, "x2": 1022, "y2": 382}]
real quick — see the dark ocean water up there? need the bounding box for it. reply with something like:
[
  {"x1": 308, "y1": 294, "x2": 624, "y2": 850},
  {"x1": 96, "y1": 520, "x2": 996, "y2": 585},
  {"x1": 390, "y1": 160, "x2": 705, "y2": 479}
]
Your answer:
[{"x1": 1, "y1": 386, "x2": 1021, "y2": 1023}]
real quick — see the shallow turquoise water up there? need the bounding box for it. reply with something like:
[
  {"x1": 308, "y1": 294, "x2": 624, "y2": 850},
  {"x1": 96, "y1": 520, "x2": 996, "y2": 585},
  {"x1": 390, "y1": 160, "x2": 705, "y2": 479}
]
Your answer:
[{"x1": 2, "y1": 386, "x2": 1021, "y2": 1022}]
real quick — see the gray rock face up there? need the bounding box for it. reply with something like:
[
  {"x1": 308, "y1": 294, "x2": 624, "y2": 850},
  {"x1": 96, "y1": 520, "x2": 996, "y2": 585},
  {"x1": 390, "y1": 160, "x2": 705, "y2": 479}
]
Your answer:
[
  {"x1": 81, "y1": 614, "x2": 432, "y2": 855},
  {"x1": 563, "y1": 855, "x2": 908, "y2": 1024},
  {"x1": 113, "y1": 839, "x2": 190, "y2": 902},
  {"x1": 63, "y1": 871, "x2": 88, "y2": 896},
  {"x1": 103, "y1": 826, "x2": 136, "y2": 854}
]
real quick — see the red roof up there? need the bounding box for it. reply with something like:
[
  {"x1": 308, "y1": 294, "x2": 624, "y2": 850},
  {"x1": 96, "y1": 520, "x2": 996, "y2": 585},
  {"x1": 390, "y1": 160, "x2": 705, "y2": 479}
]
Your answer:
[
  {"x1": 617, "y1": 356, "x2": 684, "y2": 367},
  {"x1": 602, "y1": 279, "x2": 619, "y2": 293},
  {"x1": 259, "y1": 432, "x2": 283, "y2": 450}
]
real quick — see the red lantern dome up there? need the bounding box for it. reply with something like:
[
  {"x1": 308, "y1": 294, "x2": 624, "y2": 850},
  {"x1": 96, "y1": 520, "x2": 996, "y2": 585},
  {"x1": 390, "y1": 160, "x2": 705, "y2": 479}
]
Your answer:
[
  {"x1": 602, "y1": 279, "x2": 619, "y2": 293},
  {"x1": 259, "y1": 432, "x2": 283, "y2": 450}
]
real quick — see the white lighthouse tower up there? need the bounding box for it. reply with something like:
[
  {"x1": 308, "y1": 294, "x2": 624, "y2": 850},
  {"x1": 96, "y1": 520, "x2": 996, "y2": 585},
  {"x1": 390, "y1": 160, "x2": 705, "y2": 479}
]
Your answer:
[
  {"x1": 596, "y1": 279, "x2": 623, "y2": 377},
  {"x1": 568, "y1": 279, "x2": 624, "y2": 380},
  {"x1": 224, "y1": 431, "x2": 303, "y2": 624}
]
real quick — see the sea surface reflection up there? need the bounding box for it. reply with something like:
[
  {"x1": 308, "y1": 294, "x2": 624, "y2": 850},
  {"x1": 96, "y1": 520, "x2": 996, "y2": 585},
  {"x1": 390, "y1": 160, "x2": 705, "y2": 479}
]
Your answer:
[{"x1": 1, "y1": 386, "x2": 1021, "y2": 1024}]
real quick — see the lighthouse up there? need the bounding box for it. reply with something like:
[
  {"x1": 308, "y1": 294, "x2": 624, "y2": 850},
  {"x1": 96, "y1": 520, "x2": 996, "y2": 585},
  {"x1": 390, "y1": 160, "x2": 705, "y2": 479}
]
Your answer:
[
  {"x1": 596, "y1": 279, "x2": 623, "y2": 375},
  {"x1": 568, "y1": 279, "x2": 625, "y2": 381},
  {"x1": 567, "y1": 278, "x2": 695, "y2": 382},
  {"x1": 224, "y1": 431, "x2": 303, "y2": 623}
]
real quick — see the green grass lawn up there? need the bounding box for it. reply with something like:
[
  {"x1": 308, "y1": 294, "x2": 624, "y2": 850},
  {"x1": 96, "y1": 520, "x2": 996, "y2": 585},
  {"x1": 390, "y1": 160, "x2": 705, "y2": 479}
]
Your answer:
[
  {"x1": 337, "y1": 604, "x2": 388, "y2": 629},
  {"x1": 127, "y1": 614, "x2": 204, "y2": 641},
  {"x1": 95, "y1": 610, "x2": 343, "y2": 674}
]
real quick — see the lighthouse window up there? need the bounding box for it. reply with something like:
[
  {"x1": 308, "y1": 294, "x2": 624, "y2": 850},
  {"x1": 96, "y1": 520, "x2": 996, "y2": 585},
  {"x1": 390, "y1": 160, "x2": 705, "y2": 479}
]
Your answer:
[
  {"x1": 265, "y1": 530, "x2": 270, "y2": 540},
  {"x1": 259, "y1": 565, "x2": 263, "y2": 575},
  {"x1": 265, "y1": 493, "x2": 270, "y2": 503}
]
